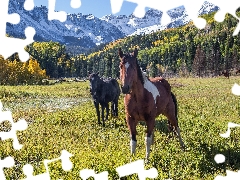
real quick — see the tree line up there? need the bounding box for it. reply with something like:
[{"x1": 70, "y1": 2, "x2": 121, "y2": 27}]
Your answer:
[
  {"x1": 2, "y1": 11, "x2": 240, "y2": 85},
  {"x1": 0, "y1": 55, "x2": 47, "y2": 85},
  {"x1": 80, "y1": 12, "x2": 240, "y2": 78}
]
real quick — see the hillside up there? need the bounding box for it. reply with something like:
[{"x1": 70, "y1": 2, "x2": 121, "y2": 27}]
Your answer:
[
  {"x1": 7, "y1": 0, "x2": 218, "y2": 53},
  {"x1": 4, "y1": 10, "x2": 240, "y2": 82},
  {"x1": 77, "y1": 11, "x2": 240, "y2": 79}
]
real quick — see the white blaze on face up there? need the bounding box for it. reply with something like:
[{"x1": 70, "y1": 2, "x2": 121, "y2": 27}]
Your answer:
[
  {"x1": 142, "y1": 73, "x2": 160, "y2": 104},
  {"x1": 125, "y1": 62, "x2": 130, "y2": 76}
]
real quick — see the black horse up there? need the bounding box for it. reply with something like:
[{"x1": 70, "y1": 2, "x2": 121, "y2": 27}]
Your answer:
[{"x1": 89, "y1": 72, "x2": 120, "y2": 126}]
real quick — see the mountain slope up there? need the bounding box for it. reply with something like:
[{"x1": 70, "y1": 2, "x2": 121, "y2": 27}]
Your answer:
[{"x1": 6, "y1": 0, "x2": 219, "y2": 50}]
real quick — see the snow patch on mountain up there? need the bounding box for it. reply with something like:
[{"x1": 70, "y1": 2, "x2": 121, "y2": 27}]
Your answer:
[{"x1": 6, "y1": 0, "x2": 219, "y2": 50}]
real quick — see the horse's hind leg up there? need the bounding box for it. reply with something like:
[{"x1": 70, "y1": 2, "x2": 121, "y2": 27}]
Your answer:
[
  {"x1": 105, "y1": 102, "x2": 109, "y2": 121},
  {"x1": 145, "y1": 118, "x2": 155, "y2": 162},
  {"x1": 165, "y1": 102, "x2": 185, "y2": 149}
]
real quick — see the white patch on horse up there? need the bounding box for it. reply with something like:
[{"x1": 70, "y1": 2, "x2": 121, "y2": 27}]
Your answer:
[
  {"x1": 142, "y1": 72, "x2": 160, "y2": 104},
  {"x1": 125, "y1": 62, "x2": 130, "y2": 76}
]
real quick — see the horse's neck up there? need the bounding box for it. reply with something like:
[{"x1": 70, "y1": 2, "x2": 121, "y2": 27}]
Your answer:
[
  {"x1": 130, "y1": 77, "x2": 145, "y2": 100},
  {"x1": 97, "y1": 80, "x2": 104, "y2": 91}
]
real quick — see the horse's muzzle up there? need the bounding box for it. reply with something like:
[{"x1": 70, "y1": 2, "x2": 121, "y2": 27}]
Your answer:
[{"x1": 121, "y1": 85, "x2": 130, "y2": 94}]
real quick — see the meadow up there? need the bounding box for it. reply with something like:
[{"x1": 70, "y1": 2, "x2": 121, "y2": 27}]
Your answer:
[{"x1": 0, "y1": 76, "x2": 240, "y2": 180}]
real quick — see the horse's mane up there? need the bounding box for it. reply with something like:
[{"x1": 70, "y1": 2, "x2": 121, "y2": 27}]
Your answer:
[{"x1": 136, "y1": 60, "x2": 144, "y2": 85}]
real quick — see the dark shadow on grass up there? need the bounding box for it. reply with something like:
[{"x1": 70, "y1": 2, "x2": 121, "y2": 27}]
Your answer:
[
  {"x1": 94, "y1": 116, "x2": 126, "y2": 129},
  {"x1": 197, "y1": 143, "x2": 240, "y2": 178},
  {"x1": 139, "y1": 119, "x2": 169, "y2": 135},
  {"x1": 106, "y1": 118, "x2": 126, "y2": 129},
  {"x1": 139, "y1": 119, "x2": 168, "y2": 134},
  {"x1": 154, "y1": 119, "x2": 170, "y2": 134},
  {"x1": 147, "y1": 142, "x2": 240, "y2": 179}
]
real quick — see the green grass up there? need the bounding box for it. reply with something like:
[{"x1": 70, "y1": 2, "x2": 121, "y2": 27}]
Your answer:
[{"x1": 1, "y1": 77, "x2": 240, "y2": 179}]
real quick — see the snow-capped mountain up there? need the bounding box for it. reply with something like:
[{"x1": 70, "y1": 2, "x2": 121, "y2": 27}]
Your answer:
[{"x1": 6, "y1": 0, "x2": 218, "y2": 50}]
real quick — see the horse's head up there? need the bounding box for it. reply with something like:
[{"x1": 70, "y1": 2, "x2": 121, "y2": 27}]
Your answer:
[
  {"x1": 118, "y1": 48, "x2": 139, "y2": 94},
  {"x1": 89, "y1": 72, "x2": 101, "y2": 95}
]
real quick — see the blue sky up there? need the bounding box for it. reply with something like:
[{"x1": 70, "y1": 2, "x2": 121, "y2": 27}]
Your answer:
[{"x1": 34, "y1": 0, "x2": 138, "y2": 18}]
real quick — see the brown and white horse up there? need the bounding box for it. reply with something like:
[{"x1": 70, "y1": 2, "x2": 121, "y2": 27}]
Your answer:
[{"x1": 118, "y1": 48, "x2": 185, "y2": 162}]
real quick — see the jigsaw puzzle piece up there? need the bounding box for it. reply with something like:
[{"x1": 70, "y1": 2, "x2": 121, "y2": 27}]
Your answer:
[
  {"x1": 48, "y1": 0, "x2": 67, "y2": 22},
  {"x1": 214, "y1": 154, "x2": 225, "y2": 164},
  {"x1": 116, "y1": 160, "x2": 158, "y2": 180},
  {"x1": 181, "y1": 0, "x2": 207, "y2": 29},
  {"x1": 0, "y1": 156, "x2": 15, "y2": 180},
  {"x1": 0, "y1": 26, "x2": 36, "y2": 62},
  {"x1": 110, "y1": 0, "x2": 124, "y2": 15},
  {"x1": 70, "y1": 0, "x2": 81, "y2": 9},
  {"x1": 57, "y1": 150, "x2": 73, "y2": 171},
  {"x1": 206, "y1": 0, "x2": 240, "y2": 35},
  {"x1": 24, "y1": 0, "x2": 35, "y2": 11},
  {"x1": 111, "y1": 0, "x2": 172, "y2": 21},
  {"x1": 207, "y1": 0, "x2": 238, "y2": 22},
  {"x1": 79, "y1": 169, "x2": 108, "y2": 180},
  {"x1": 22, "y1": 150, "x2": 73, "y2": 180},
  {"x1": 0, "y1": 101, "x2": 28, "y2": 150},
  {"x1": 110, "y1": 0, "x2": 177, "y2": 24},
  {"x1": 110, "y1": 0, "x2": 206, "y2": 26},
  {"x1": 22, "y1": 164, "x2": 50, "y2": 180},
  {"x1": 220, "y1": 122, "x2": 240, "y2": 138},
  {"x1": 43, "y1": 150, "x2": 73, "y2": 172},
  {"x1": 0, "y1": 118, "x2": 28, "y2": 150},
  {"x1": 0, "y1": 0, "x2": 20, "y2": 37},
  {"x1": 0, "y1": 0, "x2": 36, "y2": 62},
  {"x1": 232, "y1": 83, "x2": 240, "y2": 96},
  {"x1": 215, "y1": 170, "x2": 240, "y2": 180}
]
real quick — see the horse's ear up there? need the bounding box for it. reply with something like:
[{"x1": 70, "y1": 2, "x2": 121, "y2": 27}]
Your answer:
[
  {"x1": 118, "y1": 48, "x2": 123, "y2": 58},
  {"x1": 96, "y1": 72, "x2": 99, "y2": 75},
  {"x1": 133, "y1": 48, "x2": 138, "y2": 57}
]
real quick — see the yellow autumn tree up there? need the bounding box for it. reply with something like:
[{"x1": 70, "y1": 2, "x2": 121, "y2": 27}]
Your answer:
[{"x1": 0, "y1": 55, "x2": 47, "y2": 85}]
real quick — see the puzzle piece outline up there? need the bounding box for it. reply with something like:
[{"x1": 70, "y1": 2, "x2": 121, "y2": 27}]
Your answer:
[
  {"x1": 110, "y1": 0, "x2": 213, "y2": 29},
  {"x1": 214, "y1": 86, "x2": 240, "y2": 179},
  {"x1": 1, "y1": 0, "x2": 240, "y2": 179},
  {"x1": 110, "y1": 0, "x2": 240, "y2": 36},
  {"x1": 0, "y1": 156, "x2": 15, "y2": 180},
  {"x1": 22, "y1": 150, "x2": 73, "y2": 180},
  {"x1": 0, "y1": 101, "x2": 28, "y2": 150},
  {"x1": 0, "y1": 0, "x2": 36, "y2": 62}
]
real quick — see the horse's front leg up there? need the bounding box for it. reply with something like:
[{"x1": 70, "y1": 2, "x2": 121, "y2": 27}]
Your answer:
[
  {"x1": 127, "y1": 116, "x2": 138, "y2": 156},
  {"x1": 145, "y1": 118, "x2": 155, "y2": 162},
  {"x1": 101, "y1": 103, "x2": 105, "y2": 127},
  {"x1": 111, "y1": 102, "x2": 114, "y2": 117},
  {"x1": 94, "y1": 100, "x2": 101, "y2": 124}
]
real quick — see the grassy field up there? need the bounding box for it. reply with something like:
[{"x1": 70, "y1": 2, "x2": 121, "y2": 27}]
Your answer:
[{"x1": 1, "y1": 77, "x2": 240, "y2": 180}]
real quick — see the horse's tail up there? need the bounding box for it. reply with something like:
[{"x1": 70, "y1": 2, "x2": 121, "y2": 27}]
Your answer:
[{"x1": 171, "y1": 92, "x2": 178, "y2": 124}]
